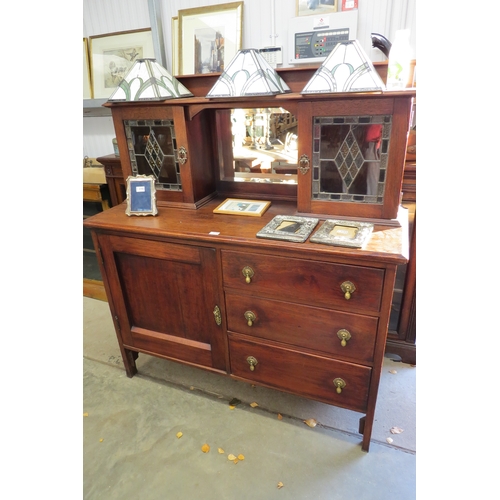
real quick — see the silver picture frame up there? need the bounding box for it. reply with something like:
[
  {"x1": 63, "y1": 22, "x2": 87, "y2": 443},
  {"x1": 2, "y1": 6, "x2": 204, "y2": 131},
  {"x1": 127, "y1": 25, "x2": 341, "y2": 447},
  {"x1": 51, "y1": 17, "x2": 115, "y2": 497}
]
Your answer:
[
  {"x1": 125, "y1": 175, "x2": 158, "y2": 216},
  {"x1": 310, "y1": 219, "x2": 374, "y2": 248},
  {"x1": 256, "y1": 215, "x2": 319, "y2": 243}
]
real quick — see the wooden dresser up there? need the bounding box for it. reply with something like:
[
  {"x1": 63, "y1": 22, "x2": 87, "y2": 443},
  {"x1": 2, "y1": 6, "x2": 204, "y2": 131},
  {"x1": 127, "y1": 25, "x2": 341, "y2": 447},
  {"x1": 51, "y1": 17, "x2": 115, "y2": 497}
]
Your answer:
[{"x1": 84, "y1": 68, "x2": 415, "y2": 451}]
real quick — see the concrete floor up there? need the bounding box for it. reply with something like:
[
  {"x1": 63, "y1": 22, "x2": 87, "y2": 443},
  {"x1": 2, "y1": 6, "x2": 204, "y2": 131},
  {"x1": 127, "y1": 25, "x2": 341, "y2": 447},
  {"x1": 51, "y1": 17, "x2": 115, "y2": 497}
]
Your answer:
[{"x1": 83, "y1": 296, "x2": 416, "y2": 500}]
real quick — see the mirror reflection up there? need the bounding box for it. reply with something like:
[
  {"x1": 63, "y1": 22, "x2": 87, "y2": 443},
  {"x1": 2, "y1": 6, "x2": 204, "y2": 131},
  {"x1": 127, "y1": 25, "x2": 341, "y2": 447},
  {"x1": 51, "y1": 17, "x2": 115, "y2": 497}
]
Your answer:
[{"x1": 220, "y1": 108, "x2": 298, "y2": 184}]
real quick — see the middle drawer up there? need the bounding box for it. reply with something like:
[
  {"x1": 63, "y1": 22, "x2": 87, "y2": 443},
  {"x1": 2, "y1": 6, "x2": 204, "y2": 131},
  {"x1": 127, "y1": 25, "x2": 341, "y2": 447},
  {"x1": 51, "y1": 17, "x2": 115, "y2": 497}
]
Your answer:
[{"x1": 225, "y1": 293, "x2": 378, "y2": 363}]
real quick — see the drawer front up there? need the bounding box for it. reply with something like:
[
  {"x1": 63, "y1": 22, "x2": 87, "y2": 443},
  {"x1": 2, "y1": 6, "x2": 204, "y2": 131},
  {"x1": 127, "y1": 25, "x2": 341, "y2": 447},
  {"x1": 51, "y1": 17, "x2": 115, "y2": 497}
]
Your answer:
[
  {"x1": 229, "y1": 335, "x2": 371, "y2": 412},
  {"x1": 226, "y1": 293, "x2": 378, "y2": 363},
  {"x1": 221, "y1": 251, "x2": 384, "y2": 313}
]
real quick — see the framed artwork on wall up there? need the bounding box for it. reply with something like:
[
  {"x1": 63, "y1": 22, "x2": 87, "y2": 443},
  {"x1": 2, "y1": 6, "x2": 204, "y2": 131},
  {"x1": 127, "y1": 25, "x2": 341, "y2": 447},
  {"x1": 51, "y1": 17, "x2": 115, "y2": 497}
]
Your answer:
[
  {"x1": 83, "y1": 38, "x2": 92, "y2": 99},
  {"x1": 296, "y1": 0, "x2": 338, "y2": 16},
  {"x1": 178, "y1": 2, "x2": 243, "y2": 76},
  {"x1": 172, "y1": 17, "x2": 179, "y2": 75},
  {"x1": 89, "y1": 28, "x2": 155, "y2": 99}
]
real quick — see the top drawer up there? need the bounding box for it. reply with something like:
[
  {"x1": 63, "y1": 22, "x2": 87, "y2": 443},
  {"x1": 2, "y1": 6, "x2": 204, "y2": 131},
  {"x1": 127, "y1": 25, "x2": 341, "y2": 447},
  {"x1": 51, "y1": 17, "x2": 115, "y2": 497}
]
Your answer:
[{"x1": 221, "y1": 251, "x2": 384, "y2": 313}]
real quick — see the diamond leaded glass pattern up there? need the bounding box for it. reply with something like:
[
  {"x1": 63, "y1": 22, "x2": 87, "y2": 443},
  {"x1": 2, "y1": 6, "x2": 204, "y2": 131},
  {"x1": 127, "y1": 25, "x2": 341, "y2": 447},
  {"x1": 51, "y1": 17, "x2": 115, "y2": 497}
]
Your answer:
[
  {"x1": 125, "y1": 119, "x2": 182, "y2": 191},
  {"x1": 312, "y1": 115, "x2": 391, "y2": 204}
]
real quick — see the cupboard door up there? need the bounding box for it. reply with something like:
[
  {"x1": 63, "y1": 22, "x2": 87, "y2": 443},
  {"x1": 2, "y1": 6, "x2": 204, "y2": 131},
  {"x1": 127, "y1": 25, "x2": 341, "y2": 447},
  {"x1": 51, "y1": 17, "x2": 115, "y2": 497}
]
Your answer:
[
  {"x1": 98, "y1": 234, "x2": 226, "y2": 371},
  {"x1": 297, "y1": 97, "x2": 412, "y2": 220}
]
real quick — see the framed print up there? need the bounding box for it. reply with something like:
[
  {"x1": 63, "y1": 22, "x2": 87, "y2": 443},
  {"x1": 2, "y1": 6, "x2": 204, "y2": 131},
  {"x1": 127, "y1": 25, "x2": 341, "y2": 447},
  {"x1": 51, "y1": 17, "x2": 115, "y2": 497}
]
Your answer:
[
  {"x1": 125, "y1": 175, "x2": 158, "y2": 216},
  {"x1": 310, "y1": 219, "x2": 374, "y2": 248},
  {"x1": 213, "y1": 198, "x2": 271, "y2": 217},
  {"x1": 83, "y1": 38, "x2": 92, "y2": 99},
  {"x1": 89, "y1": 28, "x2": 155, "y2": 99},
  {"x1": 178, "y1": 2, "x2": 243, "y2": 75},
  {"x1": 172, "y1": 17, "x2": 179, "y2": 75},
  {"x1": 257, "y1": 215, "x2": 319, "y2": 243},
  {"x1": 296, "y1": 0, "x2": 338, "y2": 17}
]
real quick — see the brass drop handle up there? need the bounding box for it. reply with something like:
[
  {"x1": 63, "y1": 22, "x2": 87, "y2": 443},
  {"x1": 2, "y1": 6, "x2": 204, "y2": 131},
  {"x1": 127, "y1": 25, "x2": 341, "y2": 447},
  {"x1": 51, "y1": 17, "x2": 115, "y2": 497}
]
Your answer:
[
  {"x1": 247, "y1": 356, "x2": 258, "y2": 371},
  {"x1": 337, "y1": 329, "x2": 351, "y2": 347},
  {"x1": 244, "y1": 311, "x2": 256, "y2": 327},
  {"x1": 242, "y1": 266, "x2": 254, "y2": 284},
  {"x1": 340, "y1": 281, "x2": 356, "y2": 300},
  {"x1": 177, "y1": 146, "x2": 188, "y2": 165},
  {"x1": 333, "y1": 378, "x2": 346, "y2": 394}
]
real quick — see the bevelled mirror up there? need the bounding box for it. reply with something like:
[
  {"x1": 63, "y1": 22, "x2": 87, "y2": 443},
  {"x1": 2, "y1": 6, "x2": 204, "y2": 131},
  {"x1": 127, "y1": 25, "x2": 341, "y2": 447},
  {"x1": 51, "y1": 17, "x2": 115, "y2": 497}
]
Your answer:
[{"x1": 214, "y1": 107, "x2": 299, "y2": 199}]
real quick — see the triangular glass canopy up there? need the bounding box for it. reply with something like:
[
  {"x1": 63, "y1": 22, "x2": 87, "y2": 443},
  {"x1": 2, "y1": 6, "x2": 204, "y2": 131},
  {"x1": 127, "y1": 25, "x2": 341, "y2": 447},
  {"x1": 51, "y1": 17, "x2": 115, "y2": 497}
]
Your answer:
[
  {"x1": 301, "y1": 40, "x2": 386, "y2": 94},
  {"x1": 108, "y1": 58, "x2": 194, "y2": 102},
  {"x1": 206, "y1": 49, "x2": 291, "y2": 98}
]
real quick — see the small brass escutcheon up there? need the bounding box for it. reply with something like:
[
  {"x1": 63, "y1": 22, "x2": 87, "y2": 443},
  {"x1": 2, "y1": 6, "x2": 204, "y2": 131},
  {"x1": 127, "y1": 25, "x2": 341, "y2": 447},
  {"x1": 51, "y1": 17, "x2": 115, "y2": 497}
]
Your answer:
[
  {"x1": 247, "y1": 356, "x2": 258, "y2": 371},
  {"x1": 337, "y1": 329, "x2": 351, "y2": 347},
  {"x1": 213, "y1": 305, "x2": 222, "y2": 326},
  {"x1": 298, "y1": 154, "x2": 310, "y2": 174},
  {"x1": 178, "y1": 146, "x2": 188, "y2": 165},
  {"x1": 340, "y1": 281, "x2": 356, "y2": 300},
  {"x1": 333, "y1": 377, "x2": 346, "y2": 394},
  {"x1": 244, "y1": 311, "x2": 256, "y2": 327},
  {"x1": 242, "y1": 266, "x2": 254, "y2": 284}
]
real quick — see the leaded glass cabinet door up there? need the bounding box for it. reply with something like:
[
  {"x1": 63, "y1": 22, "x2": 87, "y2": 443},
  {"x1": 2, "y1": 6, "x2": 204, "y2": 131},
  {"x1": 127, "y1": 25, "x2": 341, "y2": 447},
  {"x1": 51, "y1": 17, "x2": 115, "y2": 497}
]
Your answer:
[
  {"x1": 109, "y1": 103, "x2": 217, "y2": 209},
  {"x1": 297, "y1": 96, "x2": 413, "y2": 220}
]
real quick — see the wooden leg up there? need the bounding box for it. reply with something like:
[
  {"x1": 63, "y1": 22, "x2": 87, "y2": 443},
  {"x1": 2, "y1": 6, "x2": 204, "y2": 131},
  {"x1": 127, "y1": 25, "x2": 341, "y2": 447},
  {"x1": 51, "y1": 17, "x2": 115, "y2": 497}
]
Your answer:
[{"x1": 121, "y1": 347, "x2": 138, "y2": 378}]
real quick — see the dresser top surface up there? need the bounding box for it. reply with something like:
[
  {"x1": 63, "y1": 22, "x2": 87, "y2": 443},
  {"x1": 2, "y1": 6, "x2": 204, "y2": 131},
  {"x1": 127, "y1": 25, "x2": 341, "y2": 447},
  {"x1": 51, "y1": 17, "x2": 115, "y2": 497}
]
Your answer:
[{"x1": 84, "y1": 198, "x2": 408, "y2": 265}]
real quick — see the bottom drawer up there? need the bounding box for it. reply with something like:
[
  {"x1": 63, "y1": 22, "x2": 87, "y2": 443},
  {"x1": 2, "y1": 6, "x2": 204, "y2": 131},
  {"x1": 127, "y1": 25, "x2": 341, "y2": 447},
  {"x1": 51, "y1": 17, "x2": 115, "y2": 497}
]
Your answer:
[{"x1": 228, "y1": 335, "x2": 371, "y2": 412}]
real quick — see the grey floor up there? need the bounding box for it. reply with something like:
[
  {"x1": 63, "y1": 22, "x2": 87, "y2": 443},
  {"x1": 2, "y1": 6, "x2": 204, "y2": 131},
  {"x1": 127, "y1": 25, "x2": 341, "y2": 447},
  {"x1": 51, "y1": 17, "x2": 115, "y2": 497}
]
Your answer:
[{"x1": 83, "y1": 296, "x2": 416, "y2": 500}]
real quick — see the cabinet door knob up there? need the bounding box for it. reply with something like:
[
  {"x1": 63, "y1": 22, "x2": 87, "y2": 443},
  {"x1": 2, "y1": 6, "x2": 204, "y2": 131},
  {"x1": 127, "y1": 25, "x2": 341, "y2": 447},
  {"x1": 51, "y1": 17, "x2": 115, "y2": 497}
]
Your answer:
[
  {"x1": 337, "y1": 329, "x2": 351, "y2": 347},
  {"x1": 242, "y1": 266, "x2": 254, "y2": 284},
  {"x1": 177, "y1": 146, "x2": 188, "y2": 165},
  {"x1": 333, "y1": 378, "x2": 346, "y2": 394},
  {"x1": 340, "y1": 281, "x2": 356, "y2": 300},
  {"x1": 247, "y1": 356, "x2": 258, "y2": 371},
  {"x1": 298, "y1": 154, "x2": 310, "y2": 174},
  {"x1": 244, "y1": 311, "x2": 256, "y2": 327}
]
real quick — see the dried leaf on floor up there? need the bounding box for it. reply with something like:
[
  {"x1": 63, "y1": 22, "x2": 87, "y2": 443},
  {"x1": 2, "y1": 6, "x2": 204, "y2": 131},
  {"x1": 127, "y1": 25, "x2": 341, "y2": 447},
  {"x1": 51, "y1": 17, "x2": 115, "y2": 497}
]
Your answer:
[
  {"x1": 303, "y1": 418, "x2": 318, "y2": 428},
  {"x1": 389, "y1": 369, "x2": 398, "y2": 374},
  {"x1": 250, "y1": 402, "x2": 259, "y2": 408},
  {"x1": 277, "y1": 482, "x2": 284, "y2": 489},
  {"x1": 386, "y1": 437, "x2": 394, "y2": 444},
  {"x1": 190, "y1": 386, "x2": 195, "y2": 390},
  {"x1": 176, "y1": 432, "x2": 183, "y2": 439},
  {"x1": 238, "y1": 454, "x2": 245, "y2": 460},
  {"x1": 218, "y1": 448, "x2": 225, "y2": 454},
  {"x1": 390, "y1": 426, "x2": 404, "y2": 434},
  {"x1": 201, "y1": 444, "x2": 210, "y2": 453},
  {"x1": 277, "y1": 414, "x2": 283, "y2": 420},
  {"x1": 228, "y1": 454, "x2": 237, "y2": 461},
  {"x1": 99, "y1": 438, "x2": 104, "y2": 442},
  {"x1": 83, "y1": 412, "x2": 89, "y2": 417},
  {"x1": 229, "y1": 406, "x2": 236, "y2": 410}
]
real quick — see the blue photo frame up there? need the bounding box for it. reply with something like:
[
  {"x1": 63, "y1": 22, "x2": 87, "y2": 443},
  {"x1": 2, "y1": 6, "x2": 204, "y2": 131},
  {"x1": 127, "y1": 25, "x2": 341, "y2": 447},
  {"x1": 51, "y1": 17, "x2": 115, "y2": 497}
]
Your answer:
[{"x1": 125, "y1": 175, "x2": 158, "y2": 216}]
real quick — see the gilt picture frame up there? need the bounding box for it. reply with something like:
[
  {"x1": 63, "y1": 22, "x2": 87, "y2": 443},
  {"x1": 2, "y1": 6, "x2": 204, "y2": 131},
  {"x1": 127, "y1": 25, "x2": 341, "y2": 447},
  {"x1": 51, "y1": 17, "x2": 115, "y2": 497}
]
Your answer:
[
  {"x1": 83, "y1": 38, "x2": 92, "y2": 99},
  {"x1": 178, "y1": 2, "x2": 243, "y2": 76},
  {"x1": 89, "y1": 28, "x2": 155, "y2": 99},
  {"x1": 296, "y1": 0, "x2": 338, "y2": 17},
  {"x1": 213, "y1": 198, "x2": 271, "y2": 217}
]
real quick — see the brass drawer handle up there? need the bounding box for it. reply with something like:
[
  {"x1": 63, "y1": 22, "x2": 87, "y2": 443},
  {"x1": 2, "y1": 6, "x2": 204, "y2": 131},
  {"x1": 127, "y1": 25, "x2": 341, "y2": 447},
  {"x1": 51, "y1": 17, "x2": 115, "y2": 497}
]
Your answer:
[
  {"x1": 340, "y1": 281, "x2": 356, "y2": 300},
  {"x1": 244, "y1": 311, "x2": 256, "y2": 327},
  {"x1": 242, "y1": 266, "x2": 254, "y2": 284},
  {"x1": 337, "y1": 329, "x2": 351, "y2": 347},
  {"x1": 333, "y1": 378, "x2": 346, "y2": 394},
  {"x1": 247, "y1": 356, "x2": 258, "y2": 371}
]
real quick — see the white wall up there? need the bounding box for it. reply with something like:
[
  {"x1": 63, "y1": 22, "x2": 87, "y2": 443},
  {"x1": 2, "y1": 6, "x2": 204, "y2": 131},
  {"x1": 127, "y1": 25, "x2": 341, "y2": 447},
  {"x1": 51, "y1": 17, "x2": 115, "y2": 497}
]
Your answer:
[{"x1": 83, "y1": 0, "x2": 416, "y2": 158}]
